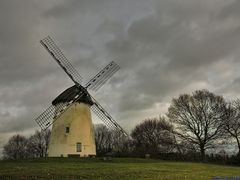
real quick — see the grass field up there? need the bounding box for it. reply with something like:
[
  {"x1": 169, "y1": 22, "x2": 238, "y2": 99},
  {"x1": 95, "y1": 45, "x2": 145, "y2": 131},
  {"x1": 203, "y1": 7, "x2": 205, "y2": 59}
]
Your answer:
[{"x1": 0, "y1": 158, "x2": 239, "y2": 179}]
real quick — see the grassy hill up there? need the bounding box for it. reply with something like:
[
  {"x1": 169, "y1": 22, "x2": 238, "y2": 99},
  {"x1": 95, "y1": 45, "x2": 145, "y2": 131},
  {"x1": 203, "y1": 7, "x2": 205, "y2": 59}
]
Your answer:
[{"x1": 0, "y1": 158, "x2": 239, "y2": 179}]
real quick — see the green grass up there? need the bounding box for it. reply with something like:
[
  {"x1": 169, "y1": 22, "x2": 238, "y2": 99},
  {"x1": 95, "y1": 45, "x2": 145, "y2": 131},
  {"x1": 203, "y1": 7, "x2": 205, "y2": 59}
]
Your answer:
[{"x1": 0, "y1": 158, "x2": 239, "y2": 179}]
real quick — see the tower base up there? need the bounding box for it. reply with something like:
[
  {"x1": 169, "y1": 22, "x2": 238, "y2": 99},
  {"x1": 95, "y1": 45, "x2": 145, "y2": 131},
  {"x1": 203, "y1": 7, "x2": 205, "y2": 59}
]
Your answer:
[{"x1": 48, "y1": 102, "x2": 96, "y2": 157}]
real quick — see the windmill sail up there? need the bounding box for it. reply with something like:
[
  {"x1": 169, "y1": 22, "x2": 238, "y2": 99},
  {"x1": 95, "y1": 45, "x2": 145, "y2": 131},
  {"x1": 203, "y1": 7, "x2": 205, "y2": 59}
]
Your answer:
[
  {"x1": 85, "y1": 61, "x2": 120, "y2": 91},
  {"x1": 91, "y1": 96, "x2": 128, "y2": 136},
  {"x1": 35, "y1": 91, "x2": 84, "y2": 130},
  {"x1": 40, "y1": 36, "x2": 83, "y2": 85},
  {"x1": 34, "y1": 105, "x2": 55, "y2": 130}
]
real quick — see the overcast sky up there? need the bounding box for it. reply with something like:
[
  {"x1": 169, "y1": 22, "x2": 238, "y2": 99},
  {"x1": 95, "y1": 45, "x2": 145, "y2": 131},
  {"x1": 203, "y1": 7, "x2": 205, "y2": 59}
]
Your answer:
[{"x1": 1, "y1": 0, "x2": 240, "y2": 152}]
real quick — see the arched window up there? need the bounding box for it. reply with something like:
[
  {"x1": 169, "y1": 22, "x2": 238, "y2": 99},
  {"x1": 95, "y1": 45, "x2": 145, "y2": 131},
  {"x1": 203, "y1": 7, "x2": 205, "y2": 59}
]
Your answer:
[{"x1": 76, "y1": 142, "x2": 82, "y2": 152}]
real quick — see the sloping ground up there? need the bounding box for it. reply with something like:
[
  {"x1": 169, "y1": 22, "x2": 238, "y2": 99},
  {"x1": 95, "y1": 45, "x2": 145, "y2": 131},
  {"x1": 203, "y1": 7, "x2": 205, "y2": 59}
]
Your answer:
[{"x1": 0, "y1": 158, "x2": 239, "y2": 180}]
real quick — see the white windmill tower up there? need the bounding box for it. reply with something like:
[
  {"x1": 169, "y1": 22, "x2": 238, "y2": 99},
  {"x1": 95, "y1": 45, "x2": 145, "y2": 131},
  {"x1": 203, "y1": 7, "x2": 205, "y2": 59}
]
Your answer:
[{"x1": 34, "y1": 36, "x2": 127, "y2": 157}]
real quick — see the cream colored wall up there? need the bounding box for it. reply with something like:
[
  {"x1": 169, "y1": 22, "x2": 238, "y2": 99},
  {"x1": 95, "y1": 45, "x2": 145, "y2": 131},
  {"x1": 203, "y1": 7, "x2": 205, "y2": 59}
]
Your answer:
[{"x1": 48, "y1": 102, "x2": 96, "y2": 157}]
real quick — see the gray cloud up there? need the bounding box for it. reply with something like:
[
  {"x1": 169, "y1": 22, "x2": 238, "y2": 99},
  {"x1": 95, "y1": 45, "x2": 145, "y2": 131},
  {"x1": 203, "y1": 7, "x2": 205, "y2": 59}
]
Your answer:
[
  {"x1": 1, "y1": 0, "x2": 240, "y2": 150},
  {"x1": 217, "y1": 0, "x2": 240, "y2": 19}
]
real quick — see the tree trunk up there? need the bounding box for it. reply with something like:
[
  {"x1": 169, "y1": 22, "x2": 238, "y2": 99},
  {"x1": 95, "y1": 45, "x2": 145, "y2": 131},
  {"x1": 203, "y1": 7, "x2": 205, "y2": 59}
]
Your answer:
[
  {"x1": 236, "y1": 137, "x2": 240, "y2": 157},
  {"x1": 200, "y1": 144, "x2": 205, "y2": 161}
]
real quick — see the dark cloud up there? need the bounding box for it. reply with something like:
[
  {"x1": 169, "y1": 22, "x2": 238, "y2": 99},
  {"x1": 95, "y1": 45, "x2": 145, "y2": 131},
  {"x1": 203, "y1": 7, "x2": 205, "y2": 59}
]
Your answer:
[
  {"x1": 217, "y1": 0, "x2": 240, "y2": 19},
  {"x1": 1, "y1": 0, "x2": 240, "y2": 152}
]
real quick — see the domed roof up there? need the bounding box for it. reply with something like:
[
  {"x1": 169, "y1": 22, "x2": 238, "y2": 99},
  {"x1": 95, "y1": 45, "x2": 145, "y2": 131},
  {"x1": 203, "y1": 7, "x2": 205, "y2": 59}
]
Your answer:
[{"x1": 52, "y1": 85, "x2": 93, "y2": 106}]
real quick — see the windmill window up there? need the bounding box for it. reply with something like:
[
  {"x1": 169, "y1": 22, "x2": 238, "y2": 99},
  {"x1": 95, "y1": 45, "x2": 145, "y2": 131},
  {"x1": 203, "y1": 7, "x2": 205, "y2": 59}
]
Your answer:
[
  {"x1": 76, "y1": 142, "x2": 82, "y2": 152},
  {"x1": 65, "y1": 127, "x2": 70, "y2": 133}
]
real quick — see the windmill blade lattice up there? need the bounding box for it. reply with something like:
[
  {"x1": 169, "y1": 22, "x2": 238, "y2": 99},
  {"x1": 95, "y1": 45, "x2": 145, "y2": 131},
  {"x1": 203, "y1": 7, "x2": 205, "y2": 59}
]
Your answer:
[
  {"x1": 40, "y1": 36, "x2": 83, "y2": 85},
  {"x1": 85, "y1": 61, "x2": 120, "y2": 91},
  {"x1": 35, "y1": 91, "x2": 84, "y2": 130},
  {"x1": 91, "y1": 96, "x2": 128, "y2": 136},
  {"x1": 34, "y1": 105, "x2": 55, "y2": 130}
]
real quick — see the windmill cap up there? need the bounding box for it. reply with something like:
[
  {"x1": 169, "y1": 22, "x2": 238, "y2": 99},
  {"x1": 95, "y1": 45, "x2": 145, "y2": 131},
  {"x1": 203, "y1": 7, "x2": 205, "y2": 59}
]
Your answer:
[{"x1": 52, "y1": 85, "x2": 93, "y2": 106}]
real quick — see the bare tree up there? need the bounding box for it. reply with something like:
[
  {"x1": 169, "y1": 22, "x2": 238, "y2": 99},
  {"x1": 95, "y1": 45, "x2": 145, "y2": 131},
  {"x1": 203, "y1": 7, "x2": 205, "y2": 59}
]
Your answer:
[
  {"x1": 223, "y1": 100, "x2": 240, "y2": 156},
  {"x1": 95, "y1": 124, "x2": 131, "y2": 156},
  {"x1": 167, "y1": 89, "x2": 226, "y2": 160},
  {"x1": 94, "y1": 124, "x2": 112, "y2": 156},
  {"x1": 3, "y1": 135, "x2": 28, "y2": 160},
  {"x1": 27, "y1": 130, "x2": 51, "y2": 158},
  {"x1": 131, "y1": 116, "x2": 174, "y2": 156},
  {"x1": 111, "y1": 130, "x2": 132, "y2": 155}
]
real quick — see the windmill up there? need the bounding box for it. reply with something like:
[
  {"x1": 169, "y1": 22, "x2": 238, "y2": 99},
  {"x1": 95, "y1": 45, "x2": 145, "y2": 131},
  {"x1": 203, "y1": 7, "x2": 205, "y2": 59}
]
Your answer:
[{"x1": 34, "y1": 36, "x2": 127, "y2": 157}]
